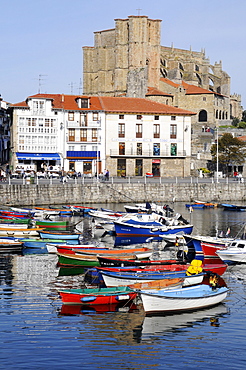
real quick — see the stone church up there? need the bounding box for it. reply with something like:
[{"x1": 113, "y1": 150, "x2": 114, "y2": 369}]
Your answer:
[{"x1": 83, "y1": 15, "x2": 243, "y2": 174}]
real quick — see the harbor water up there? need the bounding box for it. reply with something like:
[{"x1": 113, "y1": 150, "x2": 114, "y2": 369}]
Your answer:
[{"x1": 1, "y1": 203, "x2": 246, "y2": 369}]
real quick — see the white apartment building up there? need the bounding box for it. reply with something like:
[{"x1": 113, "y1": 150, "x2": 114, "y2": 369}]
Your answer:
[
  {"x1": 9, "y1": 94, "x2": 105, "y2": 175},
  {"x1": 9, "y1": 94, "x2": 195, "y2": 177}
]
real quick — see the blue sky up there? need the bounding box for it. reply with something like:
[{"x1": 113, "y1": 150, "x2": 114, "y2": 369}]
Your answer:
[{"x1": 1, "y1": 0, "x2": 246, "y2": 108}]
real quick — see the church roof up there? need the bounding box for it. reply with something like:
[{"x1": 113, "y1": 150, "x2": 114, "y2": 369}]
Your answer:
[
  {"x1": 160, "y1": 78, "x2": 215, "y2": 95},
  {"x1": 146, "y1": 87, "x2": 173, "y2": 96}
]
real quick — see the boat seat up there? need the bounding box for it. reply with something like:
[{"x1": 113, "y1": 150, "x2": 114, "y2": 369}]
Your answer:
[{"x1": 186, "y1": 259, "x2": 203, "y2": 276}]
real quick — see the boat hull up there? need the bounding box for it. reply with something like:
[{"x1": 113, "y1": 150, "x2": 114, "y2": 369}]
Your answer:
[
  {"x1": 101, "y1": 271, "x2": 204, "y2": 287},
  {"x1": 59, "y1": 286, "x2": 136, "y2": 305},
  {"x1": 114, "y1": 221, "x2": 193, "y2": 238},
  {"x1": 139, "y1": 285, "x2": 228, "y2": 314},
  {"x1": 39, "y1": 231, "x2": 81, "y2": 240}
]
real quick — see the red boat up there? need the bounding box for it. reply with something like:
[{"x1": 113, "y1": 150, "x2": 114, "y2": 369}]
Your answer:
[
  {"x1": 97, "y1": 256, "x2": 227, "y2": 276},
  {"x1": 59, "y1": 286, "x2": 137, "y2": 305}
]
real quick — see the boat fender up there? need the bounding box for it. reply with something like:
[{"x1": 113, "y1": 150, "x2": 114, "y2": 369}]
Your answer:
[
  {"x1": 116, "y1": 295, "x2": 130, "y2": 301},
  {"x1": 81, "y1": 296, "x2": 97, "y2": 303}
]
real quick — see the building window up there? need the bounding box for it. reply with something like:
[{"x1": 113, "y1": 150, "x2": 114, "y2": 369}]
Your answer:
[
  {"x1": 80, "y1": 113, "x2": 88, "y2": 126},
  {"x1": 199, "y1": 110, "x2": 207, "y2": 122},
  {"x1": 92, "y1": 128, "x2": 98, "y2": 142},
  {"x1": 118, "y1": 123, "x2": 125, "y2": 138},
  {"x1": 154, "y1": 116, "x2": 159, "y2": 120},
  {"x1": 119, "y1": 114, "x2": 124, "y2": 119},
  {"x1": 68, "y1": 112, "x2": 74, "y2": 121},
  {"x1": 170, "y1": 124, "x2": 177, "y2": 139},
  {"x1": 171, "y1": 143, "x2": 177, "y2": 156},
  {"x1": 68, "y1": 128, "x2": 75, "y2": 141},
  {"x1": 80, "y1": 128, "x2": 87, "y2": 141},
  {"x1": 80, "y1": 99, "x2": 89, "y2": 108},
  {"x1": 203, "y1": 97, "x2": 206, "y2": 101},
  {"x1": 153, "y1": 124, "x2": 160, "y2": 138},
  {"x1": 137, "y1": 115, "x2": 142, "y2": 120},
  {"x1": 117, "y1": 158, "x2": 126, "y2": 177},
  {"x1": 137, "y1": 143, "x2": 142, "y2": 155},
  {"x1": 119, "y1": 142, "x2": 125, "y2": 155},
  {"x1": 153, "y1": 143, "x2": 160, "y2": 156},
  {"x1": 81, "y1": 145, "x2": 86, "y2": 151},
  {"x1": 171, "y1": 116, "x2": 176, "y2": 121},
  {"x1": 136, "y1": 124, "x2": 142, "y2": 138},
  {"x1": 68, "y1": 146, "x2": 75, "y2": 151},
  {"x1": 135, "y1": 159, "x2": 143, "y2": 176},
  {"x1": 93, "y1": 112, "x2": 99, "y2": 121}
]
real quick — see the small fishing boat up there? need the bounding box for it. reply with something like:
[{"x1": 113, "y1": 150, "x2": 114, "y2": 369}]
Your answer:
[
  {"x1": 113, "y1": 220, "x2": 193, "y2": 239},
  {"x1": 46, "y1": 243, "x2": 99, "y2": 254},
  {"x1": 100, "y1": 269, "x2": 204, "y2": 288},
  {"x1": 216, "y1": 239, "x2": 246, "y2": 263},
  {"x1": 97, "y1": 256, "x2": 227, "y2": 276},
  {"x1": 34, "y1": 219, "x2": 70, "y2": 231},
  {"x1": 0, "y1": 217, "x2": 32, "y2": 225},
  {"x1": 183, "y1": 234, "x2": 233, "y2": 263},
  {"x1": 0, "y1": 227, "x2": 43, "y2": 236},
  {"x1": 138, "y1": 284, "x2": 228, "y2": 314},
  {"x1": 59, "y1": 286, "x2": 137, "y2": 305},
  {"x1": 56, "y1": 246, "x2": 152, "y2": 257},
  {"x1": 39, "y1": 230, "x2": 82, "y2": 240},
  {"x1": 57, "y1": 248, "x2": 152, "y2": 267},
  {"x1": 221, "y1": 203, "x2": 246, "y2": 212}
]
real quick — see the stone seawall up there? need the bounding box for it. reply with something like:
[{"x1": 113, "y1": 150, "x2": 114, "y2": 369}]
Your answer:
[{"x1": 0, "y1": 182, "x2": 245, "y2": 206}]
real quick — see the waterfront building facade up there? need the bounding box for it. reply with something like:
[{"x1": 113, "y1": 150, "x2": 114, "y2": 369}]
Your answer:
[{"x1": 9, "y1": 94, "x2": 194, "y2": 177}]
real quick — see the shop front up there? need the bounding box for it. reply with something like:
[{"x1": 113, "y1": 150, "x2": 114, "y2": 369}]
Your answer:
[
  {"x1": 15, "y1": 152, "x2": 61, "y2": 172},
  {"x1": 152, "y1": 159, "x2": 160, "y2": 177}
]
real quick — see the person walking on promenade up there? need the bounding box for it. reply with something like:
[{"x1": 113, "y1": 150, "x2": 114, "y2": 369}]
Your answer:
[{"x1": 105, "y1": 169, "x2": 109, "y2": 181}]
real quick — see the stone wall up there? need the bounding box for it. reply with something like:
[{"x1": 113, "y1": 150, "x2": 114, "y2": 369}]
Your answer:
[{"x1": 0, "y1": 182, "x2": 245, "y2": 206}]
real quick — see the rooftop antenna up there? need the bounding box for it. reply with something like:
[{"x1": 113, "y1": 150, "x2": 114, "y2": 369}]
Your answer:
[
  {"x1": 37, "y1": 74, "x2": 47, "y2": 93},
  {"x1": 78, "y1": 78, "x2": 82, "y2": 95},
  {"x1": 69, "y1": 82, "x2": 76, "y2": 95}
]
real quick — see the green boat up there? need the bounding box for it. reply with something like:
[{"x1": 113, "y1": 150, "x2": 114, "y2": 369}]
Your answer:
[
  {"x1": 0, "y1": 217, "x2": 32, "y2": 225},
  {"x1": 35, "y1": 219, "x2": 70, "y2": 231},
  {"x1": 57, "y1": 252, "x2": 100, "y2": 267}
]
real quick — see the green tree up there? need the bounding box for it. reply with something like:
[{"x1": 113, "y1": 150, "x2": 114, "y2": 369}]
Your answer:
[
  {"x1": 242, "y1": 110, "x2": 246, "y2": 122},
  {"x1": 210, "y1": 133, "x2": 246, "y2": 174},
  {"x1": 232, "y1": 117, "x2": 239, "y2": 127}
]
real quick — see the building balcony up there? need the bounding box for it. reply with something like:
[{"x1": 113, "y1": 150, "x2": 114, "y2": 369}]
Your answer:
[
  {"x1": 109, "y1": 149, "x2": 187, "y2": 157},
  {"x1": 67, "y1": 121, "x2": 101, "y2": 128}
]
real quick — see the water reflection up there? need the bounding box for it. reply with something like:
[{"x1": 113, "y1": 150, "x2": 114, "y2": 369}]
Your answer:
[
  {"x1": 140, "y1": 304, "x2": 229, "y2": 339},
  {"x1": 0, "y1": 255, "x2": 14, "y2": 286}
]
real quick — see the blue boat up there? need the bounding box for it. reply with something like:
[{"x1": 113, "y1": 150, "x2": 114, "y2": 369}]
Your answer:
[
  {"x1": 221, "y1": 203, "x2": 246, "y2": 211},
  {"x1": 113, "y1": 220, "x2": 193, "y2": 239},
  {"x1": 39, "y1": 230, "x2": 82, "y2": 240}
]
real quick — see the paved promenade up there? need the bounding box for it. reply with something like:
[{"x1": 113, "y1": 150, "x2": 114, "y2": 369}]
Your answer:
[{"x1": 1, "y1": 175, "x2": 242, "y2": 186}]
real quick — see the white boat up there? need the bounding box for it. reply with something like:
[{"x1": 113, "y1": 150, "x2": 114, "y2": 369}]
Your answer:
[
  {"x1": 46, "y1": 243, "x2": 104, "y2": 254},
  {"x1": 138, "y1": 284, "x2": 228, "y2": 314},
  {"x1": 101, "y1": 270, "x2": 204, "y2": 287},
  {"x1": 0, "y1": 223, "x2": 29, "y2": 229},
  {"x1": 216, "y1": 239, "x2": 246, "y2": 263},
  {"x1": 0, "y1": 227, "x2": 42, "y2": 236}
]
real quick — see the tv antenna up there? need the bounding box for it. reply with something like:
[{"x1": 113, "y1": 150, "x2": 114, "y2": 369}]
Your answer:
[
  {"x1": 37, "y1": 74, "x2": 47, "y2": 93},
  {"x1": 69, "y1": 82, "x2": 76, "y2": 95}
]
